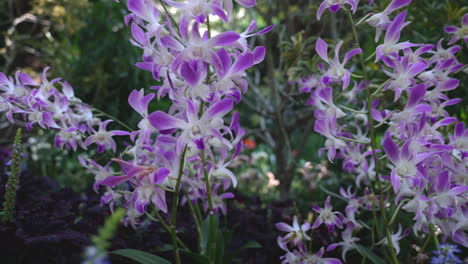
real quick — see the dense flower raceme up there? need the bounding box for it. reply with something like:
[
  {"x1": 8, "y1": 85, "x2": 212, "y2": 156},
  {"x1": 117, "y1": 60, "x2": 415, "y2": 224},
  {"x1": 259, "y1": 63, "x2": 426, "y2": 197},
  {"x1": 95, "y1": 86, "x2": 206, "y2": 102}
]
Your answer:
[
  {"x1": 0, "y1": 0, "x2": 271, "y2": 228},
  {"x1": 0, "y1": 68, "x2": 129, "y2": 153},
  {"x1": 276, "y1": 1, "x2": 468, "y2": 263},
  {"x1": 106, "y1": 0, "x2": 273, "y2": 224}
]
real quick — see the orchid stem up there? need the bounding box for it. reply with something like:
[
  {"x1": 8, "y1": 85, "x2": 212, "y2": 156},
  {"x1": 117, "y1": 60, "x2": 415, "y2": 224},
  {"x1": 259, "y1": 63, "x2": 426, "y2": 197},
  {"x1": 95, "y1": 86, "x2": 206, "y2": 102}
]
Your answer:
[
  {"x1": 346, "y1": 9, "x2": 399, "y2": 264},
  {"x1": 90, "y1": 106, "x2": 134, "y2": 132},
  {"x1": 146, "y1": 211, "x2": 189, "y2": 250},
  {"x1": 169, "y1": 146, "x2": 187, "y2": 264},
  {"x1": 201, "y1": 150, "x2": 215, "y2": 263}
]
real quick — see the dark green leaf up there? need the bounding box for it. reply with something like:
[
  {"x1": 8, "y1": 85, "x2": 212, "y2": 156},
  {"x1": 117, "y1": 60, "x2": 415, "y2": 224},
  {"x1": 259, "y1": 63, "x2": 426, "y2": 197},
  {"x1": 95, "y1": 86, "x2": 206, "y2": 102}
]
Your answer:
[
  {"x1": 241, "y1": 241, "x2": 262, "y2": 249},
  {"x1": 355, "y1": 245, "x2": 386, "y2": 264},
  {"x1": 111, "y1": 249, "x2": 171, "y2": 264},
  {"x1": 180, "y1": 250, "x2": 210, "y2": 264}
]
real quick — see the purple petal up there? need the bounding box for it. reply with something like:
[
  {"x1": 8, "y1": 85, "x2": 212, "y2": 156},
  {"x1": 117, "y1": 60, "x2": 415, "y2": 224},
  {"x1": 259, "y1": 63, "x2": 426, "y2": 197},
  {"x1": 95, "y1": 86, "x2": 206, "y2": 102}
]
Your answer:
[
  {"x1": 391, "y1": 170, "x2": 400, "y2": 192},
  {"x1": 208, "y1": 31, "x2": 240, "y2": 47},
  {"x1": 444, "y1": 26, "x2": 458, "y2": 33},
  {"x1": 275, "y1": 222, "x2": 294, "y2": 232},
  {"x1": 382, "y1": 135, "x2": 400, "y2": 163},
  {"x1": 101, "y1": 175, "x2": 129, "y2": 186},
  {"x1": 315, "y1": 37, "x2": 329, "y2": 63},
  {"x1": 128, "y1": 0, "x2": 145, "y2": 17},
  {"x1": 343, "y1": 48, "x2": 362, "y2": 64},
  {"x1": 463, "y1": 14, "x2": 468, "y2": 27},
  {"x1": 180, "y1": 61, "x2": 203, "y2": 87},
  {"x1": 385, "y1": 11, "x2": 407, "y2": 43},
  {"x1": 204, "y1": 98, "x2": 234, "y2": 120},
  {"x1": 152, "y1": 188, "x2": 168, "y2": 213},
  {"x1": 316, "y1": 1, "x2": 327, "y2": 21},
  {"x1": 148, "y1": 111, "x2": 186, "y2": 130},
  {"x1": 230, "y1": 52, "x2": 254, "y2": 74},
  {"x1": 235, "y1": 0, "x2": 256, "y2": 7},
  {"x1": 407, "y1": 83, "x2": 426, "y2": 108},
  {"x1": 252, "y1": 46, "x2": 266, "y2": 64},
  {"x1": 386, "y1": 0, "x2": 412, "y2": 13}
]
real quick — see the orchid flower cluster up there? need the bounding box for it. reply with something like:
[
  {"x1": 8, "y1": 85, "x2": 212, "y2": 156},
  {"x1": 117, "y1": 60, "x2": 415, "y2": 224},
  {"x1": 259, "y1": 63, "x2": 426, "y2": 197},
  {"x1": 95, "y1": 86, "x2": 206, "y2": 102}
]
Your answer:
[
  {"x1": 2, "y1": 0, "x2": 271, "y2": 262},
  {"x1": 0, "y1": 68, "x2": 129, "y2": 153},
  {"x1": 97, "y1": 0, "x2": 272, "y2": 225},
  {"x1": 1, "y1": 0, "x2": 271, "y2": 224},
  {"x1": 277, "y1": 0, "x2": 468, "y2": 263}
]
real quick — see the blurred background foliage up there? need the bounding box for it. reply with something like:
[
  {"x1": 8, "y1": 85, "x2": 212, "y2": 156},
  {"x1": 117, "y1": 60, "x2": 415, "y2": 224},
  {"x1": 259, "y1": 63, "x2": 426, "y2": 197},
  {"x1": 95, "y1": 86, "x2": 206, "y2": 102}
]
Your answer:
[{"x1": 0, "y1": 0, "x2": 466, "y2": 207}]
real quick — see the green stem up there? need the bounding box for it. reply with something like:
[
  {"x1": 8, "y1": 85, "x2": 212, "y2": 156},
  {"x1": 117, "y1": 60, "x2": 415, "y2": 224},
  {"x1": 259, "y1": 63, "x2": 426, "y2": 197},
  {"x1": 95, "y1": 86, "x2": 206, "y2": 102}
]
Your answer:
[
  {"x1": 184, "y1": 190, "x2": 203, "y2": 251},
  {"x1": 159, "y1": 0, "x2": 180, "y2": 34},
  {"x1": 146, "y1": 211, "x2": 189, "y2": 250},
  {"x1": 90, "y1": 106, "x2": 134, "y2": 132},
  {"x1": 169, "y1": 146, "x2": 187, "y2": 264},
  {"x1": 201, "y1": 150, "x2": 215, "y2": 263},
  {"x1": 346, "y1": 9, "x2": 399, "y2": 264}
]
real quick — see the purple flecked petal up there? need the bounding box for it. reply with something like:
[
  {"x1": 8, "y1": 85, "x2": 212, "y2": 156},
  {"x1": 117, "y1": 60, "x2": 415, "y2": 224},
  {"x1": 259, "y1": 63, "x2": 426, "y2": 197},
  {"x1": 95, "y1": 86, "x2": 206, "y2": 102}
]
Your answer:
[
  {"x1": 322, "y1": 259, "x2": 342, "y2": 264},
  {"x1": 128, "y1": 0, "x2": 145, "y2": 17},
  {"x1": 131, "y1": 23, "x2": 146, "y2": 45},
  {"x1": 231, "y1": 52, "x2": 254, "y2": 74},
  {"x1": 152, "y1": 188, "x2": 168, "y2": 213},
  {"x1": 149, "y1": 111, "x2": 186, "y2": 130},
  {"x1": 180, "y1": 61, "x2": 203, "y2": 87},
  {"x1": 204, "y1": 98, "x2": 234, "y2": 120},
  {"x1": 329, "y1": 4, "x2": 340, "y2": 13},
  {"x1": 275, "y1": 222, "x2": 294, "y2": 232},
  {"x1": 312, "y1": 217, "x2": 323, "y2": 229},
  {"x1": 315, "y1": 37, "x2": 329, "y2": 63},
  {"x1": 454, "y1": 122, "x2": 465, "y2": 137},
  {"x1": 436, "y1": 171, "x2": 449, "y2": 192},
  {"x1": 19, "y1": 73, "x2": 38, "y2": 86},
  {"x1": 254, "y1": 24, "x2": 275, "y2": 36},
  {"x1": 211, "y1": 4, "x2": 228, "y2": 23},
  {"x1": 382, "y1": 135, "x2": 400, "y2": 163},
  {"x1": 327, "y1": 243, "x2": 339, "y2": 251},
  {"x1": 343, "y1": 48, "x2": 362, "y2": 64},
  {"x1": 408, "y1": 62, "x2": 428, "y2": 76},
  {"x1": 314, "y1": 119, "x2": 328, "y2": 136},
  {"x1": 400, "y1": 140, "x2": 411, "y2": 160},
  {"x1": 440, "y1": 79, "x2": 460, "y2": 91},
  {"x1": 407, "y1": 83, "x2": 426, "y2": 108},
  {"x1": 391, "y1": 170, "x2": 400, "y2": 192},
  {"x1": 245, "y1": 20, "x2": 256, "y2": 34},
  {"x1": 208, "y1": 31, "x2": 240, "y2": 47},
  {"x1": 444, "y1": 26, "x2": 458, "y2": 33},
  {"x1": 385, "y1": 11, "x2": 407, "y2": 43},
  {"x1": 325, "y1": 196, "x2": 332, "y2": 209},
  {"x1": 235, "y1": 0, "x2": 256, "y2": 7},
  {"x1": 152, "y1": 167, "x2": 170, "y2": 185},
  {"x1": 252, "y1": 46, "x2": 266, "y2": 64},
  {"x1": 316, "y1": 1, "x2": 328, "y2": 21},
  {"x1": 217, "y1": 48, "x2": 232, "y2": 77},
  {"x1": 386, "y1": 0, "x2": 412, "y2": 13},
  {"x1": 101, "y1": 175, "x2": 130, "y2": 186},
  {"x1": 463, "y1": 13, "x2": 468, "y2": 27},
  {"x1": 433, "y1": 117, "x2": 457, "y2": 129}
]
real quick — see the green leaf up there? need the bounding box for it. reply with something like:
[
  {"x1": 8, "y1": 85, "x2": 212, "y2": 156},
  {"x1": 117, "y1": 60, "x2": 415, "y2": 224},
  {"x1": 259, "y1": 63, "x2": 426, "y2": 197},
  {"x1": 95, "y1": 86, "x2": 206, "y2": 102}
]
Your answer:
[
  {"x1": 215, "y1": 229, "x2": 225, "y2": 264},
  {"x1": 200, "y1": 216, "x2": 219, "y2": 255},
  {"x1": 111, "y1": 249, "x2": 171, "y2": 264},
  {"x1": 355, "y1": 245, "x2": 386, "y2": 264},
  {"x1": 180, "y1": 250, "x2": 209, "y2": 264},
  {"x1": 241, "y1": 241, "x2": 262, "y2": 249}
]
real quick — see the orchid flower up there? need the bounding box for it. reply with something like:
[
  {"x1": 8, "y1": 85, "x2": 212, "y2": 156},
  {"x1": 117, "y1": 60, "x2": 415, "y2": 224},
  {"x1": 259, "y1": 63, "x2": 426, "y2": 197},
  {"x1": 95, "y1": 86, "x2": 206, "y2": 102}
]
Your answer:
[
  {"x1": 315, "y1": 37, "x2": 362, "y2": 90},
  {"x1": 311, "y1": 196, "x2": 344, "y2": 232},
  {"x1": 444, "y1": 14, "x2": 468, "y2": 45},
  {"x1": 375, "y1": 11, "x2": 417, "y2": 61},
  {"x1": 316, "y1": 0, "x2": 359, "y2": 21},
  {"x1": 365, "y1": 0, "x2": 412, "y2": 42},
  {"x1": 276, "y1": 215, "x2": 311, "y2": 247}
]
